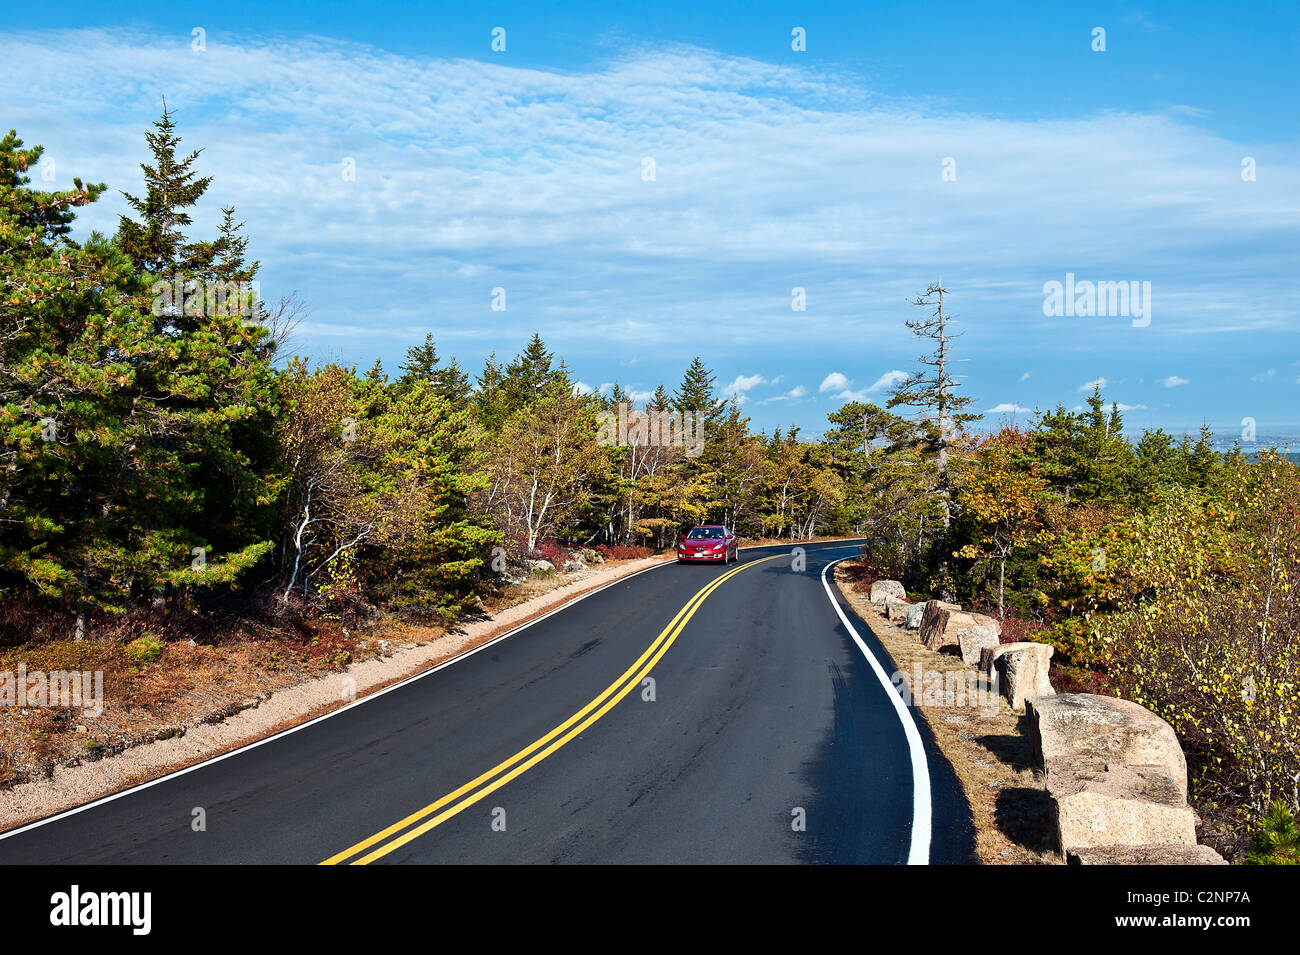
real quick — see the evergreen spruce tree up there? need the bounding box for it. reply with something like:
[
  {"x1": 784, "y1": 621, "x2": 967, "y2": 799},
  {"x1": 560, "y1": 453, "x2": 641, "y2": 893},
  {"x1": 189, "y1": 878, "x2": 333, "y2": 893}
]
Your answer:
[
  {"x1": 2, "y1": 127, "x2": 279, "y2": 632},
  {"x1": 211, "y1": 206, "x2": 257, "y2": 281},
  {"x1": 473, "y1": 353, "x2": 509, "y2": 433},
  {"x1": 116, "y1": 105, "x2": 218, "y2": 330},
  {"x1": 673, "y1": 357, "x2": 726, "y2": 435},
  {"x1": 1185, "y1": 423, "x2": 1221, "y2": 490},
  {"x1": 399, "y1": 333, "x2": 440, "y2": 383},
  {"x1": 649, "y1": 384, "x2": 672, "y2": 414},
  {"x1": 1076, "y1": 385, "x2": 1134, "y2": 504},
  {"x1": 501, "y1": 333, "x2": 557, "y2": 413},
  {"x1": 1029, "y1": 404, "x2": 1087, "y2": 503},
  {"x1": 434, "y1": 356, "x2": 471, "y2": 411}
]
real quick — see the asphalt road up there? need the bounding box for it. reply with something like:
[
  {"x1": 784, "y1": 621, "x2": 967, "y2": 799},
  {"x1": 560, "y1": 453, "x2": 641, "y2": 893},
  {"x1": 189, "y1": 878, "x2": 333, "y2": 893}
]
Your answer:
[{"x1": 0, "y1": 541, "x2": 974, "y2": 864}]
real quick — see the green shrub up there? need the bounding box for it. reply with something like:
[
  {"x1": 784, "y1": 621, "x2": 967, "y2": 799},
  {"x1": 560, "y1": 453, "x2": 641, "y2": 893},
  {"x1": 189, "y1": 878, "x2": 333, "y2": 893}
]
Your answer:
[
  {"x1": 1246, "y1": 802, "x2": 1300, "y2": 865},
  {"x1": 1082, "y1": 457, "x2": 1300, "y2": 827},
  {"x1": 122, "y1": 634, "x2": 164, "y2": 666}
]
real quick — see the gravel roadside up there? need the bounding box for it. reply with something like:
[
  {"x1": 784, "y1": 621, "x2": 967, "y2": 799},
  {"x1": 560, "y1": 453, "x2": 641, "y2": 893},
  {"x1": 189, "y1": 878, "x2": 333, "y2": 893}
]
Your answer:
[
  {"x1": 0, "y1": 555, "x2": 669, "y2": 833},
  {"x1": 833, "y1": 559, "x2": 1060, "y2": 864}
]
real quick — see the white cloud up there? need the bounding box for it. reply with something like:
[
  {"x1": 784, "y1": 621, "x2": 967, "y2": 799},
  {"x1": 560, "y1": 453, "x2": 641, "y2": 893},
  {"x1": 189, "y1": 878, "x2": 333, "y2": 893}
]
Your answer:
[
  {"x1": 866, "y1": 370, "x2": 909, "y2": 393},
  {"x1": 756, "y1": 384, "x2": 810, "y2": 405},
  {"x1": 986, "y1": 402, "x2": 1031, "y2": 413},
  {"x1": 1078, "y1": 377, "x2": 1109, "y2": 393},
  {"x1": 816, "y1": 369, "x2": 906, "y2": 404},
  {"x1": 819, "y1": 372, "x2": 849, "y2": 393},
  {"x1": 573, "y1": 381, "x2": 596, "y2": 395},
  {"x1": 4, "y1": 25, "x2": 1297, "y2": 437},
  {"x1": 1114, "y1": 403, "x2": 1148, "y2": 412},
  {"x1": 4, "y1": 27, "x2": 1290, "y2": 361},
  {"x1": 1252, "y1": 369, "x2": 1277, "y2": 382},
  {"x1": 722, "y1": 373, "x2": 770, "y2": 398},
  {"x1": 1159, "y1": 375, "x2": 1190, "y2": 388}
]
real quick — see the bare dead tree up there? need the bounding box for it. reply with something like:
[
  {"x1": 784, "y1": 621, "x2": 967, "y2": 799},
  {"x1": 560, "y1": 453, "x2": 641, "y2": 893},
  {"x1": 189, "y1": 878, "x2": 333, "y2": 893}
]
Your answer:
[
  {"x1": 887, "y1": 281, "x2": 981, "y2": 595},
  {"x1": 258, "y1": 291, "x2": 306, "y2": 361}
]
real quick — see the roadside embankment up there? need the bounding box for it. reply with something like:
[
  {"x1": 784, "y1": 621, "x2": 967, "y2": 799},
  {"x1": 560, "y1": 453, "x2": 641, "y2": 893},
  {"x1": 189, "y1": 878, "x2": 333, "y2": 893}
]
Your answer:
[{"x1": 836, "y1": 558, "x2": 1228, "y2": 865}]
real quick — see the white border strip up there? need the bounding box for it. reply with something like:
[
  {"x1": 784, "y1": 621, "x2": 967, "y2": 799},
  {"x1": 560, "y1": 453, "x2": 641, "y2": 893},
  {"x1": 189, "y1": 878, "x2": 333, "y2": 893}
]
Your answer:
[{"x1": 820, "y1": 556, "x2": 932, "y2": 865}]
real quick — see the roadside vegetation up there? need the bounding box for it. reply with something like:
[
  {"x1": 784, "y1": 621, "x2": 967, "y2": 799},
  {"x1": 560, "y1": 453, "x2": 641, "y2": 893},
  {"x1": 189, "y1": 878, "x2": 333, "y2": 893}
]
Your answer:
[
  {"x1": 838, "y1": 302, "x2": 1298, "y2": 860},
  {"x1": 3, "y1": 115, "x2": 1295, "y2": 860},
  {"x1": 1, "y1": 115, "x2": 859, "y2": 648},
  {"x1": 0, "y1": 116, "x2": 863, "y2": 781}
]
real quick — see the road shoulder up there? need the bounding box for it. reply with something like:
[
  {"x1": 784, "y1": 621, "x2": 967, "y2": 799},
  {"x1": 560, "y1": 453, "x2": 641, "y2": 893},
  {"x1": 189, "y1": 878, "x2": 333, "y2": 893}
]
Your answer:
[
  {"x1": 833, "y1": 559, "x2": 1059, "y2": 864},
  {"x1": 0, "y1": 555, "x2": 670, "y2": 835}
]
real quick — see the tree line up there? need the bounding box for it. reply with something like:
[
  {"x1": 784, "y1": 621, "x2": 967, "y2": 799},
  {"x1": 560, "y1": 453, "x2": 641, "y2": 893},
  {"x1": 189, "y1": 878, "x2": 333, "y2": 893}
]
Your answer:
[{"x1": 0, "y1": 114, "x2": 870, "y2": 635}]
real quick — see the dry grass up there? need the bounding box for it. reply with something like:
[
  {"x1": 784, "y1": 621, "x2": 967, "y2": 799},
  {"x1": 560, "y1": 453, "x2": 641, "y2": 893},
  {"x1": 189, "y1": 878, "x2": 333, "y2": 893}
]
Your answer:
[{"x1": 835, "y1": 558, "x2": 1061, "y2": 864}]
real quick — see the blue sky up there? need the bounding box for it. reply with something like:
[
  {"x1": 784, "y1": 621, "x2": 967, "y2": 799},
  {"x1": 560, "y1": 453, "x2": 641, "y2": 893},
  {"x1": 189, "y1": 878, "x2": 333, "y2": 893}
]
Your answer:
[{"x1": 5, "y1": 1, "x2": 1299, "y2": 440}]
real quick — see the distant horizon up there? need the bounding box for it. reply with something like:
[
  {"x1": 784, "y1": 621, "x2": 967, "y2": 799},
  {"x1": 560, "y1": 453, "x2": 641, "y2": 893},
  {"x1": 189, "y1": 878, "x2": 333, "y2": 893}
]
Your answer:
[{"x1": 307, "y1": 334, "x2": 1300, "y2": 443}]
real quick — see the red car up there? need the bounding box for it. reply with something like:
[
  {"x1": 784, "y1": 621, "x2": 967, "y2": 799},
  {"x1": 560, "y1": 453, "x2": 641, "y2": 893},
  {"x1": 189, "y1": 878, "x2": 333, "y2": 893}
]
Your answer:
[{"x1": 676, "y1": 525, "x2": 739, "y2": 564}]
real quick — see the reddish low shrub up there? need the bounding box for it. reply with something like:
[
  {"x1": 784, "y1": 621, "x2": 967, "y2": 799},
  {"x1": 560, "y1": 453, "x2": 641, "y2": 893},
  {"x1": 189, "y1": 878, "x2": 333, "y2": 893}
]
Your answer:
[
  {"x1": 595, "y1": 543, "x2": 652, "y2": 560},
  {"x1": 994, "y1": 606, "x2": 1046, "y2": 645},
  {"x1": 531, "y1": 538, "x2": 570, "y2": 566}
]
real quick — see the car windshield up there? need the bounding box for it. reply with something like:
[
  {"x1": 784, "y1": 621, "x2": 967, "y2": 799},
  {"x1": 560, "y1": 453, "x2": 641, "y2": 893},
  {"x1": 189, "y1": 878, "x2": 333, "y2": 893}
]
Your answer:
[{"x1": 687, "y1": 528, "x2": 723, "y2": 539}]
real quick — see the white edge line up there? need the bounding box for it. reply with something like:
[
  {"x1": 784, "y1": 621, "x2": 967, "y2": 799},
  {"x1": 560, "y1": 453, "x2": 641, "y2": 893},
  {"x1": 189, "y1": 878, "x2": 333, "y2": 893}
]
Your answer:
[
  {"x1": 0, "y1": 558, "x2": 680, "y2": 842},
  {"x1": 0, "y1": 539, "x2": 862, "y2": 843},
  {"x1": 820, "y1": 556, "x2": 933, "y2": 866}
]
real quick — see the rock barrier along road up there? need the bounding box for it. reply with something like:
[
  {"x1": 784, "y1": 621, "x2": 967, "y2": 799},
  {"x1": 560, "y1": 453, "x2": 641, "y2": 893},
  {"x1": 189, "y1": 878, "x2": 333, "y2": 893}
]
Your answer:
[{"x1": 0, "y1": 541, "x2": 974, "y2": 864}]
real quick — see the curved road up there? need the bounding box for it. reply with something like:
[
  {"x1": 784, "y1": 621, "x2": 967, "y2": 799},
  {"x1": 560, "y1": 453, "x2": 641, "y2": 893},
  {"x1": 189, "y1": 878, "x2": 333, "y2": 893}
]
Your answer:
[{"x1": 0, "y1": 541, "x2": 974, "y2": 864}]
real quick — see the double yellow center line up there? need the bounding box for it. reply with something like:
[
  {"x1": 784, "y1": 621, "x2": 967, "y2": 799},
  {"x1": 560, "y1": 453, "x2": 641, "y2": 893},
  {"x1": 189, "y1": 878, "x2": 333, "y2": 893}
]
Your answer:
[{"x1": 321, "y1": 553, "x2": 780, "y2": 864}]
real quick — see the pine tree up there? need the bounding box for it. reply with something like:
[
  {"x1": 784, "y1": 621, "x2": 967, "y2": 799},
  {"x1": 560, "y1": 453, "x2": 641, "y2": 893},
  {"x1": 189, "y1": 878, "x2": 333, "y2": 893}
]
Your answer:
[
  {"x1": 501, "y1": 333, "x2": 556, "y2": 411},
  {"x1": 673, "y1": 357, "x2": 726, "y2": 434},
  {"x1": 649, "y1": 384, "x2": 671, "y2": 414},
  {"x1": 116, "y1": 105, "x2": 217, "y2": 290},
  {"x1": 1, "y1": 127, "x2": 277, "y2": 633},
  {"x1": 1246, "y1": 801, "x2": 1300, "y2": 865},
  {"x1": 0, "y1": 128, "x2": 110, "y2": 569},
  {"x1": 434, "y1": 356, "x2": 471, "y2": 411},
  {"x1": 824, "y1": 401, "x2": 905, "y2": 454}
]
